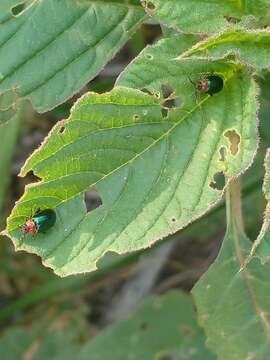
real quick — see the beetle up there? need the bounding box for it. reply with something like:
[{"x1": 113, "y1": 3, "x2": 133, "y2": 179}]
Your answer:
[
  {"x1": 21, "y1": 208, "x2": 56, "y2": 236},
  {"x1": 196, "y1": 74, "x2": 224, "y2": 96}
]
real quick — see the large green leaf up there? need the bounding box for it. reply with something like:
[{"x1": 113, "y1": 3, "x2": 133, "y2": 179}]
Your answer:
[
  {"x1": 79, "y1": 291, "x2": 215, "y2": 360},
  {"x1": 4, "y1": 44, "x2": 258, "y2": 276},
  {"x1": 180, "y1": 29, "x2": 270, "y2": 69},
  {"x1": 0, "y1": 0, "x2": 144, "y2": 112},
  {"x1": 193, "y1": 181, "x2": 270, "y2": 360},
  {"x1": 141, "y1": 0, "x2": 270, "y2": 33}
]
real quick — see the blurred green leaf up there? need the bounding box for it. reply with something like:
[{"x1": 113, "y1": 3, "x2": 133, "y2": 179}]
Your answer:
[
  {"x1": 0, "y1": 250, "x2": 140, "y2": 323},
  {"x1": 0, "y1": 309, "x2": 86, "y2": 360},
  {"x1": 249, "y1": 149, "x2": 270, "y2": 259},
  {"x1": 0, "y1": 291, "x2": 215, "y2": 359},
  {"x1": 0, "y1": 91, "x2": 20, "y2": 213},
  {"x1": 0, "y1": 0, "x2": 144, "y2": 112},
  {"x1": 193, "y1": 180, "x2": 270, "y2": 360},
  {"x1": 79, "y1": 291, "x2": 215, "y2": 360}
]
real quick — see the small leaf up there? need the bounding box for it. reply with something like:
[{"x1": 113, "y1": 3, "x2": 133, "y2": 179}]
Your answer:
[
  {"x1": 180, "y1": 29, "x2": 270, "y2": 69},
  {"x1": 141, "y1": 0, "x2": 270, "y2": 33},
  {"x1": 193, "y1": 180, "x2": 270, "y2": 360},
  {"x1": 0, "y1": 0, "x2": 144, "y2": 112}
]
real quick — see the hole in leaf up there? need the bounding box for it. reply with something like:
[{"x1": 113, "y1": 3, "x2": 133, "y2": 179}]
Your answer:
[
  {"x1": 142, "y1": 0, "x2": 156, "y2": 11},
  {"x1": 219, "y1": 146, "x2": 227, "y2": 162},
  {"x1": 84, "y1": 189, "x2": 102, "y2": 213},
  {"x1": 224, "y1": 15, "x2": 240, "y2": 24},
  {"x1": 224, "y1": 129, "x2": 240, "y2": 156},
  {"x1": 162, "y1": 107, "x2": 168, "y2": 118},
  {"x1": 11, "y1": 3, "x2": 26, "y2": 15},
  {"x1": 210, "y1": 172, "x2": 226, "y2": 191},
  {"x1": 141, "y1": 88, "x2": 153, "y2": 96},
  {"x1": 171, "y1": 217, "x2": 176, "y2": 223},
  {"x1": 146, "y1": 53, "x2": 154, "y2": 60},
  {"x1": 163, "y1": 98, "x2": 178, "y2": 109},
  {"x1": 133, "y1": 114, "x2": 140, "y2": 121},
  {"x1": 27, "y1": 170, "x2": 41, "y2": 182},
  {"x1": 161, "y1": 84, "x2": 175, "y2": 99},
  {"x1": 59, "y1": 126, "x2": 65, "y2": 134},
  {"x1": 162, "y1": 98, "x2": 180, "y2": 118},
  {"x1": 161, "y1": 83, "x2": 181, "y2": 112}
]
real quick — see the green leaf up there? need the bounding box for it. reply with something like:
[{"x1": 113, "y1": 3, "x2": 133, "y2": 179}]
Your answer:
[
  {"x1": 0, "y1": 291, "x2": 214, "y2": 359},
  {"x1": 79, "y1": 291, "x2": 215, "y2": 360},
  {"x1": 0, "y1": 0, "x2": 144, "y2": 112},
  {"x1": 193, "y1": 180, "x2": 270, "y2": 360},
  {"x1": 0, "y1": 250, "x2": 137, "y2": 323},
  {"x1": 0, "y1": 329, "x2": 36, "y2": 359},
  {"x1": 0, "y1": 309, "x2": 86, "y2": 360},
  {"x1": 5, "y1": 51, "x2": 258, "y2": 276},
  {"x1": 141, "y1": 0, "x2": 270, "y2": 33},
  {"x1": 248, "y1": 149, "x2": 270, "y2": 259},
  {"x1": 0, "y1": 89, "x2": 17, "y2": 125},
  {"x1": 117, "y1": 34, "x2": 200, "y2": 91},
  {"x1": 4, "y1": 37, "x2": 259, "y2": 276},
  {"x1": 0, "y1": 118, "x2": 20, "y2": 211},
  {"x1": 0, "y1": 1, "x2": 31, "y2": 22},
  {"x1": 0, "y1": 91, "x2": 21, "y2": 212},
  {"x1": 180, "y1": 29, "x2": 270, "y2": 70},
  {"x1": 0, "y1": 328, "x2": 81, "y2": 360}
]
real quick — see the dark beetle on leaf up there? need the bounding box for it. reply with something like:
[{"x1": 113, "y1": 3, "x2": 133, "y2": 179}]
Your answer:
[
  {"x1": 22, "y1": 208, "x2": 56, "y2": 236},
  {"x1": 197, "y1": 75, "x2": 224, "y2": 96},
  {"x1": 189, "y1": 74, "x2": 224, "y2": 96}
]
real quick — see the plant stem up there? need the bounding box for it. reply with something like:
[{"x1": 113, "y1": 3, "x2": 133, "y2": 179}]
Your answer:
[{"x1": 226, "y1": 177, "x2": 244, "y2": 234}]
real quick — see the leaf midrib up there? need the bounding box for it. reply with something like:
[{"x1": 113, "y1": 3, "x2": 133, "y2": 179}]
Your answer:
[{"x1": 28, "y1": 101, "x2": 204, "y2": 190}]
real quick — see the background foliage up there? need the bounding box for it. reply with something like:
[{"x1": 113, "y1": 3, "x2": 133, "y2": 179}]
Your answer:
[{"x1": 1, "y1": 0, "x2": 270, "y2": 359}]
